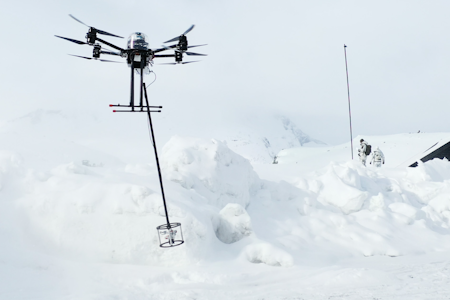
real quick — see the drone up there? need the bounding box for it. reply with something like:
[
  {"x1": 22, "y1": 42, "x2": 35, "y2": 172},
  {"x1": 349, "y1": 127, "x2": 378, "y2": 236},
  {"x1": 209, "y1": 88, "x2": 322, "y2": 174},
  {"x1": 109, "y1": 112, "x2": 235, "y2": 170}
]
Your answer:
[
  {"x1": 55, "y1": 14, "x2": 206, "y2": 110},
  {"x1": 56, "y1": 15, "x2": 200, "y2": 247}
]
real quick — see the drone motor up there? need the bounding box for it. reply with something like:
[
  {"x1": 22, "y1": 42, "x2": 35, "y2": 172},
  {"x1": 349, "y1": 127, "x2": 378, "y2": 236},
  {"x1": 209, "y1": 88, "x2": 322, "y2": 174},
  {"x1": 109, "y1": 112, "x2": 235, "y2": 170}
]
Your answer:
[
  {"x1": 86, "y1": 28, "x2": 97, "y2": 45},
  {"x1": 93, "y1": 44, "x2": 101, "y2": 59},
  {"x1": 178, "y1": 35, "x2": 188, "y2": 51},
  {"x1": 175, "y1": 51, "x2": 183, "y2": 63}
]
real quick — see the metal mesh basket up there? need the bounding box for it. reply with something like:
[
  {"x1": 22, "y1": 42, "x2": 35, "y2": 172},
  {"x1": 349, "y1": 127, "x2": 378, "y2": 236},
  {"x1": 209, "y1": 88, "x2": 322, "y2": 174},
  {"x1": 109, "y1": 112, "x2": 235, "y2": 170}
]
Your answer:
[{"x1": 156, "y1": 223, "x2": 184, "y2": 248}]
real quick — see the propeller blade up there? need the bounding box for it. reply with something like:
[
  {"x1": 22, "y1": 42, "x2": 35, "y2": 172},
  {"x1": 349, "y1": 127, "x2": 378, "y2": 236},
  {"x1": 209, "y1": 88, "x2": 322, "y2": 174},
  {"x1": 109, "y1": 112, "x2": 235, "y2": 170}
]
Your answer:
[
  {"x1": 163, "y1": 25, "x2": 195, "y2": 43},
  {"x1": 69, "y1": 54, "x2": 93, "y2": 60},
  {"x1": 187, "y1": 44, "x2": 208, "y2": 49},
  {"x1": 68, "y1": 14, "x2": 123, "y2": 38},
  {"x1": 185, "y1": 52, "x2": 207, "y2": 56},
  {"x1": 183, "y1": 24, "x2": 195, "y2": 36},
  {"x1": 55, "y1": 35, "x2": 87, "y2": 45},
  {"x1": 153, "y1": 44, "x2": 176, "y2": 53},
  {"x1": 69, "y1": 14, "x2": 89, "y2": 27},
  {"x1": 96, "y1": 29, "x2": 124, "y2": 39},
  {"x1": 68, "y1": 54, "x2": 122, "y2": 63},
  {"x1": 98, "y1": 59, "x2": 122, "y2": 63},
  {"x1": 154, "y1": 44, "x2": 206, "y2": 53},
  {"x1": 164, "y1": 36, "x2": 180, "y2": 44},
  {"x1": 159, "y1": 61, "x2": 199, "y2": 65}
]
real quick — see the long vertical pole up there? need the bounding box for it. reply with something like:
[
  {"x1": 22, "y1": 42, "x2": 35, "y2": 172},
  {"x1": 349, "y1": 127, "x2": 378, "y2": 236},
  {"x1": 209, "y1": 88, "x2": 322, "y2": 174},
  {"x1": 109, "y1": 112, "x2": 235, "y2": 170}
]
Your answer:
[
  {"x1": 344, "y1": 44, "x2": 354, "y2": 159},
  {"x1": 143, "y1": 83, "x2": 171, "y2": 229}
]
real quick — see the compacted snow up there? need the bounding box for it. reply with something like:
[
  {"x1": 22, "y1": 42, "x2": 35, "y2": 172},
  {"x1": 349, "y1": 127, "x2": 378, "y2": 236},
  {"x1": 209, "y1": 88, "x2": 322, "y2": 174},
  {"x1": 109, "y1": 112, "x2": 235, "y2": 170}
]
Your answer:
[{"x1": 0, "y1": 110, "x2": 449, "y2": 299}]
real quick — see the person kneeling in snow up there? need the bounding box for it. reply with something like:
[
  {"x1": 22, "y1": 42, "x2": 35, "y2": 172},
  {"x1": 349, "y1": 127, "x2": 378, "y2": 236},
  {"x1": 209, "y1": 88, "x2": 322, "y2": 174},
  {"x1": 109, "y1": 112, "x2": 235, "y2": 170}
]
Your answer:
[
  {"x1": 370, "y1": 147, "x2": 385, "y2": 167},
  {"x1": 358, "y1": 139, "x2": 369, "y2": 166}
]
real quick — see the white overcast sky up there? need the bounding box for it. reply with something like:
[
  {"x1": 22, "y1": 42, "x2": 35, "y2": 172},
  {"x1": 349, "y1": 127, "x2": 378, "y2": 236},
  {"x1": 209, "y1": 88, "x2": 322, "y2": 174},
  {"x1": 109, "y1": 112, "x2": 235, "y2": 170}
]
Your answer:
[{"x1": 1, "y1": 0, "x2": 450, "y2": 145}]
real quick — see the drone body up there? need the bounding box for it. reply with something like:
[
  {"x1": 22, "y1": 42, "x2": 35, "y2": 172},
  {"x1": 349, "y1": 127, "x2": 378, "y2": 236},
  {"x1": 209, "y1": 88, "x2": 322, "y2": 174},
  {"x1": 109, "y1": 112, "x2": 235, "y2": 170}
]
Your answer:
[{"x1": 55, "y1": 15, "x2": 206, "y2": 108}]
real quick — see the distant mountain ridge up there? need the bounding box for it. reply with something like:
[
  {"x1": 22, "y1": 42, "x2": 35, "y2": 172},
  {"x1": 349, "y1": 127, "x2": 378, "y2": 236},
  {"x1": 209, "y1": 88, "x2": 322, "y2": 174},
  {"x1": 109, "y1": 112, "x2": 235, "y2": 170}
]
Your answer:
[
  {"x1": 0, "y1": 109, "x2": 324, "y2": 164},
  {"x1": 222, "y1": 115, "x2": 325, "y2": 163}
]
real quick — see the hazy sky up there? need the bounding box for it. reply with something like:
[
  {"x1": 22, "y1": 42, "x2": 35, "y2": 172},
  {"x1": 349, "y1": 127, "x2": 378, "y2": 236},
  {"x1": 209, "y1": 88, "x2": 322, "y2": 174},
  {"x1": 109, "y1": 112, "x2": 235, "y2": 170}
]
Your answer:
[{"x1": 1, "y1": 0, "x2": 450, "y2": 145}]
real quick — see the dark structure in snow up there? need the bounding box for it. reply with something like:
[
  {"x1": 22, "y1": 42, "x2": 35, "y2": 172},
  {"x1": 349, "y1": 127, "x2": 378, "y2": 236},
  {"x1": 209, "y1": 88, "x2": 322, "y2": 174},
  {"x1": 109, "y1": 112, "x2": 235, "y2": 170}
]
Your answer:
[{"x1": 410, "y1": 141, "x2": 450, "y2": 167}]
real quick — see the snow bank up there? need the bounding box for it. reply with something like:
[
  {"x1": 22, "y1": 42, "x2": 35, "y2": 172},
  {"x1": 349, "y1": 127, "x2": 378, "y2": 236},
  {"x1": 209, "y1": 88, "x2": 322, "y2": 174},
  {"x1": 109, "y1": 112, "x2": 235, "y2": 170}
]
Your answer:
[
  {"x1": 1, "y1": 137, "x2": 264, "y2": 266},
  {"x1": 161, "y1": 136, "x2": 261, "y2": 209},
  {"x1": 2, "y1": 131, "x2": 450, "y2": 273},
  {"x1": 250, "y1": 158, "x2": 450, "y2": 261}
]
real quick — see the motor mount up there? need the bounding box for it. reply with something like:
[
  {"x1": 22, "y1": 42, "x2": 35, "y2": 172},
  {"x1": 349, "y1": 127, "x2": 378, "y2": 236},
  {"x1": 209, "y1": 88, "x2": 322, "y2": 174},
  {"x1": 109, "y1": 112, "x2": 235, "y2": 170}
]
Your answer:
[
  {"x1": 175, "y1": 51, "x2": 183, "y2": 63},
  {"x1": 93, "y1": 44, "x2": 101, "y2": 58},
  {"x1": 178, "y1": 35, "x2": 188, "y2": 51},
  {"x1": 86, "y1": 28, "x2": 98, "y2": 45}
]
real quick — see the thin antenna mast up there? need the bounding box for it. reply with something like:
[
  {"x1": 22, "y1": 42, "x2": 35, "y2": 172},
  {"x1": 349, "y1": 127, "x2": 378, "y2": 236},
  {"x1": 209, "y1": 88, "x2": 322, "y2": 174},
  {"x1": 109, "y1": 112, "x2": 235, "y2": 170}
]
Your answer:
[{"x1": 344, "y1": 44, "x2": 354, "y2": 159}]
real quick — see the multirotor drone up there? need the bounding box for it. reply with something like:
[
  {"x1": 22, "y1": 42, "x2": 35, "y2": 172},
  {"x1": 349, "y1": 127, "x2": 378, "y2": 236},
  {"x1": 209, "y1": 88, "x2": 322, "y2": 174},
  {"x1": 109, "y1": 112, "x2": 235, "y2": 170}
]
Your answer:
[
  {"x1": 55, "y1": 15, "x2": 202, "y2": 247},
  {"x1": 55, "y1": 15, "x2": 206, "y2": 110}
]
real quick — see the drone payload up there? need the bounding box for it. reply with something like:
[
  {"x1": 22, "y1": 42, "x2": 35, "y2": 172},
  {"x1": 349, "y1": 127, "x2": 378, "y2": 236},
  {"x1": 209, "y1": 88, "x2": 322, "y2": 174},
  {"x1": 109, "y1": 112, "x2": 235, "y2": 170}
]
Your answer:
[{"x1": 55, "y1": 15, "x2": 207, "y2": 247}]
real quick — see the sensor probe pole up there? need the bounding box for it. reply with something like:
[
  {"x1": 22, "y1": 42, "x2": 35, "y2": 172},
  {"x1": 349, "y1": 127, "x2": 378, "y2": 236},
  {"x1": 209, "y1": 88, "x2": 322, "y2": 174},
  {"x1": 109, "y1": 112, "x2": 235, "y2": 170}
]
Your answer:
[{"x1": 143, "y1": 83, "x2": 171, "y2": 229}]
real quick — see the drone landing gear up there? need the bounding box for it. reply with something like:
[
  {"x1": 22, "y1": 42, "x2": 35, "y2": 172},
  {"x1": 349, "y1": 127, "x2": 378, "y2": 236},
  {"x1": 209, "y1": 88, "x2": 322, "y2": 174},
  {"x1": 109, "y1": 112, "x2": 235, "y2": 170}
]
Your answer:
[
  {"x1": 110, "y1": 67, "x2": 160, "y2": 112},
  {"x1": 112, "y1": 53, "x2": 150, "y2": 112},
  {"x1": 110, "y1": 83, "x2": 184, "y2": 248}
]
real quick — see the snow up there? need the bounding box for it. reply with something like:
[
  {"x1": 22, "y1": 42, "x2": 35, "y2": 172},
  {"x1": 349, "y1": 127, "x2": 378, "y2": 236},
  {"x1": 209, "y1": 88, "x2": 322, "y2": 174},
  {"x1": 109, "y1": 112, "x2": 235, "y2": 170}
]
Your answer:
[
  {"x1": 214, "y1": 203, "x2": 252, "y2": 244},
  {"x1": 1, "y1": 110, "x2": 450, "y2": 299}
]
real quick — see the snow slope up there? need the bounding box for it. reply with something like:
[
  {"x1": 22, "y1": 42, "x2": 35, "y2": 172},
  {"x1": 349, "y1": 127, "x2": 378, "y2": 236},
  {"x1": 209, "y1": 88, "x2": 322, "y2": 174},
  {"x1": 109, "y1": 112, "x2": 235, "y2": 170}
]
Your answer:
[
  {"x1": 256, "y1": 132, "x2": 450, "y2": 181},
  {"x1": 0, "y1": 111, "x2": 450, "y2": 299}
]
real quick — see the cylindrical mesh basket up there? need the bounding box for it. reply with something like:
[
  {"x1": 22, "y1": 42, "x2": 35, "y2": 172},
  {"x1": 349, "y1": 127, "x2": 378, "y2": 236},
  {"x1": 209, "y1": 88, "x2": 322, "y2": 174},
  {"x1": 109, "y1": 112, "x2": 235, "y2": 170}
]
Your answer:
[{"x1": 156, "y1": 223, "x2": 184, "y2": 248}]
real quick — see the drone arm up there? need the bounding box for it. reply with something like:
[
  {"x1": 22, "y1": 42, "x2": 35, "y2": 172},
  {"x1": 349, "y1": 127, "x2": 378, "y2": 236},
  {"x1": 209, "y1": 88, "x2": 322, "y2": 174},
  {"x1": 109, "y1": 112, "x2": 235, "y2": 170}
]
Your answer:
[
  {"x1": 154, "y1": 54, "x2": 175, "y2": 58},
  {"x1": 101, "y1": 50, "x2": 121, "y2": 56},
  {"x1": 96, "y1": 37, "x2": 125, "y2": 52}
]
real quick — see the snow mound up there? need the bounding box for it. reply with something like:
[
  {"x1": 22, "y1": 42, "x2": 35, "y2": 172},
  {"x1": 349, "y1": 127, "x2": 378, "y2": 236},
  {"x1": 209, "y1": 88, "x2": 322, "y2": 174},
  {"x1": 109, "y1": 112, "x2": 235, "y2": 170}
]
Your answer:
[
  {"x1": 316, "y1": 162, "x2": 369, "y2": 214},
  {"x1": 161, "y1": 136, "x2": 261, "y2": 209},
  {"x1": 214, "y1": 203, "x2": 252, "y2": 244},
  {"x1": 5, "y1": 137, "x2": 267, "y2": 266}
]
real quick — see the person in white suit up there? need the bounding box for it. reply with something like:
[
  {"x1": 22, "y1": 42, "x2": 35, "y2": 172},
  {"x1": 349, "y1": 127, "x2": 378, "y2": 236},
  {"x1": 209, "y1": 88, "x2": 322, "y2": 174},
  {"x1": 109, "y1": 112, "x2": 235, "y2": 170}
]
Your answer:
[
  {"x1": 358, "y1": 139, "x2": 369, "y2": 166},
  {"x1": 370, "y1": 147, "x2": 385, "y2": 167}
]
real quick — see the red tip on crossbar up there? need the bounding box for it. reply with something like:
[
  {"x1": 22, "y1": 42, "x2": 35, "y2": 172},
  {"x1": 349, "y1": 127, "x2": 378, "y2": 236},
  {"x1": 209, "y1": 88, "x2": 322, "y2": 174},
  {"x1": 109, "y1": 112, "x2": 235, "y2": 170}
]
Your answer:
[
  {"x1": 112, "y1": 110, "x2": 116, "y2": 113},
  {"x1": 109, "y1": 104, "x2": 113, "y2": 107}
]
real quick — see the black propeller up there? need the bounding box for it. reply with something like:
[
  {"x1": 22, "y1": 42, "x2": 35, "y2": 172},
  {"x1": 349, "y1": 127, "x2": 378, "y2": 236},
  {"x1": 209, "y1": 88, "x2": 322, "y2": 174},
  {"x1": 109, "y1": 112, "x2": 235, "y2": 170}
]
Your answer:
[
  {"x1": 69, "y1": 54, "x2": 122, "y2": 63},
  {"x1": 164, "y1": 25, "x2": 195, "y2": 43},
  {"x1": 69, "y1": 14, "x2": 123, "y2": 38},
  {"x1": 154, "y1": 43, "x2": 207, "y2": 53},
  {"x1": 185, "y1": 52, "x2": 207, "y2": 56},
  {"x1": 185, "y1": 44, "x2": 208, "y2": 49},
  {"x1": 55, "y1": 35, "x2": 87, "y2": 45},
  {"x1": 160, "y1": 61, "x2": 199, "y2": 65}
]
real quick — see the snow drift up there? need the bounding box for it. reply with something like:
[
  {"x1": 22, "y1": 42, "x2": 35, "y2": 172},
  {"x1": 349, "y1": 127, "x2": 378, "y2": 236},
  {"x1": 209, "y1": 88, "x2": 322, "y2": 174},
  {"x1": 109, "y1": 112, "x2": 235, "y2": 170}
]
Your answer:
[
  {"x1": 2, "y1": 133, "x2": 450, "y2": 267},
  {"x1": 1, "y1": 112, "x2": 450, "y2": 299}
]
